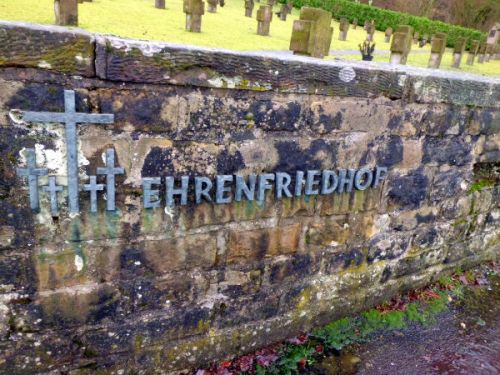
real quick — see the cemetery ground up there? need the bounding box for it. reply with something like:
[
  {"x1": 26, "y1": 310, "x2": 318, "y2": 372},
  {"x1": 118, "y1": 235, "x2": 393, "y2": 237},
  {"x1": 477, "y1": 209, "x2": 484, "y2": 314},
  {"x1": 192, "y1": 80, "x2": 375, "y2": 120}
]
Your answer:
[
  {"x1": 194, "y1": 263, "x2": 500, "y2": 373},
  {"x1": 1, "y1": 0, "x2": 499, "y2": 77}
]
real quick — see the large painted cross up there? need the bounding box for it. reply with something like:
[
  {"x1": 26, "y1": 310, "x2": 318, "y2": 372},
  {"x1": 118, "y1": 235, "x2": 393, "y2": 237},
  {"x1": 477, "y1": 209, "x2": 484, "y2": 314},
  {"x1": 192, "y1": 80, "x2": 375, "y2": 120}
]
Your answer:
[{"x1": 23, "y1": 90, "x2": 114, "y2": 214}]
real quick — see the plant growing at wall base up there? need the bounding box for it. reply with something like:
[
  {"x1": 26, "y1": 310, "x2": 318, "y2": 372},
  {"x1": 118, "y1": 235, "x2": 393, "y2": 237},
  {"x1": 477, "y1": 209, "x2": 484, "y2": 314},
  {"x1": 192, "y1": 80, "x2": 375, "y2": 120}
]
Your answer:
[{"x1": 198, "y1": 264, "x2": 497, "y2": 374}]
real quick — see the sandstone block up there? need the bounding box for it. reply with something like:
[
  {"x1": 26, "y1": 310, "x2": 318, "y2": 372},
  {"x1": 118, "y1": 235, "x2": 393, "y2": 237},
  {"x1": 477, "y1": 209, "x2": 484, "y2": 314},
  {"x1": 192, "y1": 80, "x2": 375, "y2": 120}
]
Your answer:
[
  {"x1": 339, "y1": 18, "x2": 349, "y2": 41},
  {"x1": 207, "y1": 0, "x2": 218, "y2": 12},
  {"x1": 256, "y1": 5, "x2": 273, "y2": 36},
  {"x1": 227, "y1": 224, "x2": 301, "y2": 263},
  {"x1": 54, "y1": 0, "x2": 78, "y2": 26},
  {"x1": 466, "y1": 40, "x2": 480, "y2": 65},
  {"x1": 428, "y1": 32, "x2": 447, "y2": 69},
  {"x1": 390, "y1": 25, "x2": 413, "y2": 65},
  {"x1": 244, "y1": 0, "x2": 254, "y2": 17},
  {"x1": 0, "y1": 21, "x2": 94, "y2": 76},
  {"x1": 384, "y1": 27, "x2": 393, "y2": 43},
  {"x1": 289, "y1": 7, "x2": 333, "y2": 58},
  {"x1": 305, "y1": 216, "x2": 349, "y2": 248},
  {"x1": 35, "y1": 249, "x2": 89, "y2": 291},
  {"x1": 0, "y1": 226, "x2": 15, "y2": 250},
  {"x1": 143, "y1": 233, "x2": 217, "y2": 273},
  {"x1": 452, "y1": 37, "x2": 467, "y2": 68},
  {"x1": 184, "y1": 0, "x2": 204, "y2": 32},
  {"x1": 155, "y1": 0, "x2": 166, "y2": 9}
]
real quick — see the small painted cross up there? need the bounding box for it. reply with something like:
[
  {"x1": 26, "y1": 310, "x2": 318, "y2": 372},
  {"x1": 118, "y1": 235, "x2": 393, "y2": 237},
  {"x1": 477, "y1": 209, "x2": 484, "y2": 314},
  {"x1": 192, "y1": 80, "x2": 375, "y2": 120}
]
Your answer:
[
  {"x1": 83, "y1": 175, "x2": 104, "y2": 213},
  {"x1": 97, "y1": 149, "x2": 124, "y2": 211},
  {"x1": 22, "y1": 90, "x2": 114, "y2": 214},
  {"x1": 16, "y1": 149, "x2": 48, "y2": 211},
  {"x1": 42, "y1": 176, "x2": 64, "y2": 216}
]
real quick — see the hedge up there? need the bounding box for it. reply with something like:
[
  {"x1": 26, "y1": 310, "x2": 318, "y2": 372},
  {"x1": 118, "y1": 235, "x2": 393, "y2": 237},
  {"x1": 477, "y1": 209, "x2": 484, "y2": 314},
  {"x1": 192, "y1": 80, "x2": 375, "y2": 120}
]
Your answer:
[{"x1": 289, "y1": 0, "x2": 486, "y2": 49}]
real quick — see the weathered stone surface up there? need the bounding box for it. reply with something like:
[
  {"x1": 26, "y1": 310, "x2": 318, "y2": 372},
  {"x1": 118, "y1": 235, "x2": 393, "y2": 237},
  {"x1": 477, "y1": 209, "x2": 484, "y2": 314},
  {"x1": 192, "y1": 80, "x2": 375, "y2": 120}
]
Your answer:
[
  {"x1": 155, "y1": 0, "x2": 166, "y2": 9},
  {"x1": 0, "y1": 21, "x2": 498, "y2": 374},
  {"x1": 0, "y1": 21, "x2": 94, "y2": 77},
  {"x1": 207, "y1": 0, "x2": 218, "y2": 12},
  {"x1": 256, "y1": 5, "x2": 272, "y2": 36},
  {"x1": 366, "y1": 20, "x2": 375, "y2": 42},
  {"x1": 452, "y1": 37, "x2": 467, "y2": 68},
  {"x1": 428, "y1": 32, "x2": 447, "y2": 69},
  {"x1": 290, "y1": 7, "x2": 333, "y2": 58},
  {"x1": 384, "y1": 27, "x2": 393, "y2": 43},
  {"x1": 227, "y1": 224, "x2": 301, "y2": 264},
  {"x1": 0, "y1": 226, "x2": 14, "y2": 249},
  {"x1": 390, "y1": 25, "x2": 413, "y2": 65},
  {"x1": 184, "y1": 0, "x2": 204, "y2": 32},
  {"x1": 339, "y1": 18, "x2": 349, "y2": 41},
  {"x1": 466, "y1": 40, "x2": 480, "y2": 66},
  {"x1": 244, "y1": 0, "x2": 254, "y2": 17},
  {"x1": 54, "y1": 0, "x2": 78, "y2": 26}
]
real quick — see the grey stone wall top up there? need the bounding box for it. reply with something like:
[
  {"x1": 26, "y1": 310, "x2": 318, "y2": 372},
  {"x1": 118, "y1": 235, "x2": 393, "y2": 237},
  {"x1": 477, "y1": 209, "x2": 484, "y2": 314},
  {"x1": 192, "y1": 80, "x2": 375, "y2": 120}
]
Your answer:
[{"x1": 1, "y1": 21, "x2": 499, "y2": 107}]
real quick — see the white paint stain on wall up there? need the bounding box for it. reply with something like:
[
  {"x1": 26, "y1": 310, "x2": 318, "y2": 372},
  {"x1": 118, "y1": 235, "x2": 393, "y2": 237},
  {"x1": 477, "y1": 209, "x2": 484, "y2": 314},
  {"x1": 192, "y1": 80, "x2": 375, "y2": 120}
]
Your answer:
[{"x1": 74, "y1": 255, "x2": 84, "y2": 272}]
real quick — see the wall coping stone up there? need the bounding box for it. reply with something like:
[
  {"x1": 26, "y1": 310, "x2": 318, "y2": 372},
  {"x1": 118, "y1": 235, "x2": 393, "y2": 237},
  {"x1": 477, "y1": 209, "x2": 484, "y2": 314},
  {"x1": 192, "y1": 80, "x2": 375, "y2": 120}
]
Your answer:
[{"x1": 1, "y1": 20, "x2": 499, "y2": 108}]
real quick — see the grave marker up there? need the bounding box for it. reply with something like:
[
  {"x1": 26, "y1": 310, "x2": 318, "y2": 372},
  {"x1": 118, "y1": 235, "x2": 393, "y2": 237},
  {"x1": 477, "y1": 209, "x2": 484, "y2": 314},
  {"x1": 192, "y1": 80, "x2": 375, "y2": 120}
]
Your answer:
[
  {"x1": 466, "y1": 40, "x2": 480, "y2": 65},
  {"x1": 245, "y1": 0, "x2": 254, "y2": 17},
  {"x1": 256, "y1": 5, "x2": 273, "y2": 36},
  {"x1": 184, "y1": 0, "x2": 205, "y2": 32},
  {"x1": 339, "y1": 18, "x2": 349, "y2": 41},
  {"x1": 366, "y1": 20, "x2": 375, "y2": 42},
  {"x1": 389, "y1": 25, "x2": 413, "y2": 65},
  {"x1": 452, "y1": 37, "x2": 467, "y2": 68},
  {"x1": 207, "y1": 0, "x2": 217, "y2": 13},
  {"x1": 494, "y1": 44, "x2": 500, "y2": 60},
  {"x1": 278, "y1": 4, "x2": 288, "y2": 21},
  {"x1": 413, "y1": 31, "x2": 419, "y2": 44},
  {"x1": 155, "y1": 0, "x2": 166, "y2": 9},
  {"x1": 428, "y1": 32, "x2": 447, "y2": 69},
  {"x1": 352, "y1": 18, "x2": 358, "y2": 29},
  {"x1": 484, "y1": 44, "x2": 493, "y2": 62},
  {"x1": 289, "y1": 7, "x2": 333, "y2": 59},
  {"x1": 384, "y1": 27, "x2": 393, "y2": 43},
  {"x1": 477, "y1": 42, "x2": 486, "y2": 63},
  {"x1": 419, "y1": 34, "x2": 428, "y2": 48},
  {"x1": 486, "y1": 23, "x2": 499, "y2": 45},
  {"x1": 54, "y1": 0, "x2": 78, "y2": 26}
]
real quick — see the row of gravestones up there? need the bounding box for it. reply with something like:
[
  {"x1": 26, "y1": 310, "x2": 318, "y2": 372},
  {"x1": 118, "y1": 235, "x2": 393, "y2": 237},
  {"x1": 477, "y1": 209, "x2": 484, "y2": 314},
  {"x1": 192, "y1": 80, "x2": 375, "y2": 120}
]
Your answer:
[
  {"x1": 53, "y1": 1, "x2": 500, "y2": 66},
  {"x1": 54, "y1": 0, "x2": 291, "y2": 35},
  {"x1": 389, "y1": 25, "x2": 499, "y2": 69}
]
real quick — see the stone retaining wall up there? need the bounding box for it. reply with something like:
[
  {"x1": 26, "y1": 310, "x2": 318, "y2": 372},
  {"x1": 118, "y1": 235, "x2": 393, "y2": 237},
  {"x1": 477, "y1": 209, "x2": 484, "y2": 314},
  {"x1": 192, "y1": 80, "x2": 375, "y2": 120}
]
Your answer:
[{"x1": 0, "y1": 21, "x2": 499, "y2": 373}]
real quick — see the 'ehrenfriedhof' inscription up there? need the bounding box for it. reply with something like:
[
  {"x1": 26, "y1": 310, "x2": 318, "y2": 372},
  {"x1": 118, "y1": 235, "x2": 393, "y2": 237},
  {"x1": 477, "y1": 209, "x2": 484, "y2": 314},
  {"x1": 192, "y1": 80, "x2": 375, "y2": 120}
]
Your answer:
[
  {"x1": 142, "y1": 168, "x2": 387, "y2": 208},
  {"x1": 17, "y1": 90, "x2": 388, "y2": 215}
]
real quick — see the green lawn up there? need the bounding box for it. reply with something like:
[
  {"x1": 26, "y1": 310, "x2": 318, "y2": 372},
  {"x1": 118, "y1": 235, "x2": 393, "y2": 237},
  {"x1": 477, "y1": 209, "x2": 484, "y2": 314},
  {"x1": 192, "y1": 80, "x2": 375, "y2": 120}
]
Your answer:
[{"x1": 1, "y1": 0, "x2": 499, "y2": 77}]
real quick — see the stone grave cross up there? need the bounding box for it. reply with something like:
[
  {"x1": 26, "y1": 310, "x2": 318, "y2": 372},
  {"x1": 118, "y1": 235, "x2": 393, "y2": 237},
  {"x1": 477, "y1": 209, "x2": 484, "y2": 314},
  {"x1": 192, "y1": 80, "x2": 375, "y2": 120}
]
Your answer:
[{"x1": 22, "y1": 90, "x2": 114, "y2": 214}]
